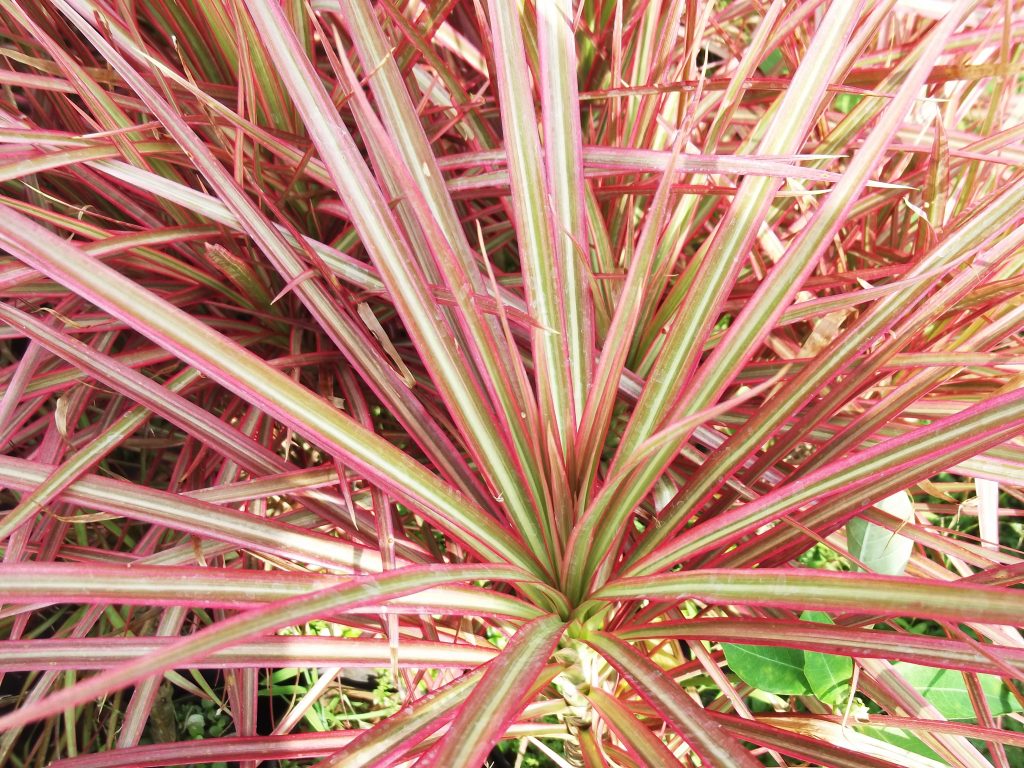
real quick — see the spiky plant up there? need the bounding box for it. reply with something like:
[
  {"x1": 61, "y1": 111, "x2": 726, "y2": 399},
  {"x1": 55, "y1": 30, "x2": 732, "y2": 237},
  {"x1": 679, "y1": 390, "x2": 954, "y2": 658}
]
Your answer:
[{"x1": 2, "y1": 0, "x2": 1024, "y2": 765}]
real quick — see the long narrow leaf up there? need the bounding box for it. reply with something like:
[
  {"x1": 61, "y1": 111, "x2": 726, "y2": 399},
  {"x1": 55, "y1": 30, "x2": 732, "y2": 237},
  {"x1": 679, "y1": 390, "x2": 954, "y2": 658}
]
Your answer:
[
  {"x1": 0, "y1": 636, "x2": 497, "y2": 671},
  {"x1": 586, "y1": 632, "x2": 760, "y2": 767},
  {"x1": 586, "y1": 686, "x2": 683, "y2": 767},
  {"x1": 0, "y1": 200, "x2": 542, "y2": 575},
  {"x1": 239, "y1": 0, "x2": 554, "y2": 570},
  {"x1": 596, "y1": 569, "x2": 1024, "y2": 625},
  {"x1": 419, "y1": 614, "x2": 565, "y2": 768},
  {"x1": 0, "y1": 564, "x2": 534, "y2": 732}
]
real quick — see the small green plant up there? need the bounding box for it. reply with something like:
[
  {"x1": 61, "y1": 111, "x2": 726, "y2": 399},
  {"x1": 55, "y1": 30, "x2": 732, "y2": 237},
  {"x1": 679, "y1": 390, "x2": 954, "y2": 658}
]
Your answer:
[{"x1": 1, "y1": 1, "x2": 1024, "y2": 766}]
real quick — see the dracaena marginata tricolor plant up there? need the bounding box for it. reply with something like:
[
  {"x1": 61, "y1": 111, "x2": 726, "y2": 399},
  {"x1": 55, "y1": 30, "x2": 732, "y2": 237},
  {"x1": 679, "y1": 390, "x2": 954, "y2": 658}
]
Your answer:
[{"x1": 1, "y1": 0, "x2": 1023, "y2": 766}]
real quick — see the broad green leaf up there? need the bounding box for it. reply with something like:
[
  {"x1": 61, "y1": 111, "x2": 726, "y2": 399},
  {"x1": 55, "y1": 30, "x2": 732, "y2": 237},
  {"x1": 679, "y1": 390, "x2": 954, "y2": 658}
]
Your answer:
[
  {"x1": 800, "y1": 611, "x2": 852, "y2": 708},
  {"x1": 891, "y1": 663, "x2": 1024, "y2": 720},
  {"x1": 847, "y1": 492, "x2": 915, "y2": 575},
  {"x1": 722, "y1": 642, "x2": 810, "y2": 695},
  {"x1": 855, "y1": 726, "x2": 945, "y2": 764}
]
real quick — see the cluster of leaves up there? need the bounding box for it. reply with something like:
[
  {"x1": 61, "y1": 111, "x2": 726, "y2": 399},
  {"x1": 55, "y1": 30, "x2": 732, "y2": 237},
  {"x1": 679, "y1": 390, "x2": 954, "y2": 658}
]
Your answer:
[{"x1": 1, "y1": 0, "x2": 1024, "y2": 766}]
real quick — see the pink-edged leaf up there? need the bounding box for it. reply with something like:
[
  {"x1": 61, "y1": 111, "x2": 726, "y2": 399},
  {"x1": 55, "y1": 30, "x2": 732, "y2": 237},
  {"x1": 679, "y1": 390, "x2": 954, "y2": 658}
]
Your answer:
[
  {"x1": 239, "y1": 0, "x2": 554, "y2": 567},
  {"x1": 43, "y1": 709, "x2": 587, "y2": 768},
  {"x1": 39, "y1": 0, "x2": 540, "y2": 570},
  {"x1": 826, "y1": 713, "x2": 1024, "y2": 750},
  {"x1": 0, "y1": 302, "x2": 287, "y2": 477},
  {"x1": 586, "y1": 686, "x2": 684, "y2": 766},
  {"x1": 564, "y1": 128, "x2": 690, "y2": 598},
  {"x1": 440, "y1": 147, "x2": 903, "y2": 191},
  {"x1": 565, "y1": 369, "x2": 784, "y2": 600},
  {"x1": 0, "y1": 456, "x2": 382, "y2": 571},
  {"x1": 418, "y1": 614, "x2": 565, "y2": 768},
  {"x1": 0, "y1": 367, "x2": 202, "y2": 541},
  {"x1": 0, "y1": 636, "x2": 496, "y2": 672},
  {"x1": 0, "y1": 141, "x2": 168, "y2": 184},
  {"x1": 578, "y1": 727, "x2": 609, "y2": 768},
  {"x1": 0, "y1": 562, "x2": 352, "y2": 607},
  {"x1": 0, "y1": 564, "x2": 537, "y2": 733},
  {"x1": 631, "y1": 382, "x2": 1024, "y2": 574},
  {"x1": 0, "y1": 0, "x2": 148, "y2": 167},
  {"x1": 720, "y1": 715, "x2": 905, "y2": 768},
  {"x1": 615, "y1": 618, "x2": 1024, "y2": 677},
  {"x1": 0, "y1": 195, "x2": 541, "y2": 576},
  {"x1": 337, "y1": 0, "x2": 480, "y2": 267},
  {"x1": 484, "y1": 0, "x2": 574, "y2": 450},
  {"x1": 571, "y1": 0, "x2": 869, "y2": 597},
  {"x1": 115, "y1": 606, "x2": 187, "y2": 749},
  {"x1": 0, "y1": 562, "x2": 545, "y2": 619},
  {"x1": 608, "y1": 0, "x2": 865, "y2": 471},
  {"x1": 596, "y1": 568, "x2": 1024, "y2": 625},
  {"x1": 0, "y1": 604, "x2": 105, "y2": 760},
  {"x1": 623, "y1": 0, "x2": 977, "y2": 568},
  {"x1": 51, "y1": 5, "x2": 489, "y2": 508},
  {"x1": 92, "y1": 159, "x2": 381, "y2": 291},
  {"x1": 316, "y1": 669, "x2": 483, "y2": 768},
  {"x1": 44, "y1": 731, "x2": 358, "y2": 768},
  {"x1": 328, "y1": 13, "x2": 553, "y2": 550},
  {"x1": 538, "y1": 0, "x2": 593, "y2": 420},
  {"x1": 650, "y1": 178, "x2": 1024, "y2": 563},
  {"x1": 572, "y1": 129, "x2": 687, "y2": 471},
  {"x1": 586, "y1": 632, "x2": 761, "y2": 767}
]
